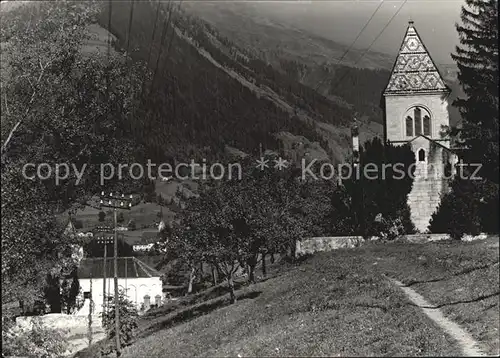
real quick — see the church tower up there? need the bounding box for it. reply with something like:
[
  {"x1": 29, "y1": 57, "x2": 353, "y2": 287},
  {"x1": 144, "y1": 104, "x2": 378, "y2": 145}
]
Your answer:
[{"x1": 382, "y1": 20, "x2": 457, "y2": 233}]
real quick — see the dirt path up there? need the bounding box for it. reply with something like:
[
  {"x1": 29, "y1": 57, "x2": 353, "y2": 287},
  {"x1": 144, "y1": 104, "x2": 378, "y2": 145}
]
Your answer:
[{"x1": 388, "y1": 277, "x2": 488, "y2": 357}]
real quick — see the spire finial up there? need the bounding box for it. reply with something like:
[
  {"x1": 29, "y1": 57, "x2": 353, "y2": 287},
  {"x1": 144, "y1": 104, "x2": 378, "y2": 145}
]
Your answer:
[{"x1": 409, "y1": 17, "x2": 414, "y2": 26}]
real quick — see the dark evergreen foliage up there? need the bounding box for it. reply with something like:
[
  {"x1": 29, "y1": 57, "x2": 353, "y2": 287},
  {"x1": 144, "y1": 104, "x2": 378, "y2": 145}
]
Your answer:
[
  {"x1": 451, "y1": 0, "x2": 499, "y2": 184},
  {"x1": 326, "y1": 138, "x2": 416, "y2": 237},
  {"x1": 431, "y1": 0, "x2": 499, "y2": 238}
]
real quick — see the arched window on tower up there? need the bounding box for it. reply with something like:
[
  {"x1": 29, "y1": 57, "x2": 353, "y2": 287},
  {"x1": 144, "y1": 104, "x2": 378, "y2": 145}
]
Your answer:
[
  {"x1": 406, "y1": 116, "x2": 413, "y2": 136},
  {"x1": 414, "y1": 108, "x2": 422, "y2": 135},
  {"x1": 423, "y1": 115, "x2": 431, "y2": 136},
  {"x1": 418, "y1": 148, "x2": 426, "y2": 162}
]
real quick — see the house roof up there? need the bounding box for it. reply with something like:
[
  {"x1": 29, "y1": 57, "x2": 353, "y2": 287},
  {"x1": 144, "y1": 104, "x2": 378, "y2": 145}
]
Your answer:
[
  {"x1": 77, "y1": 257, "x2": 162, "y2": 279},
  {"x1": 384, "y1": 21, "x2": 450, "y2": 96}
]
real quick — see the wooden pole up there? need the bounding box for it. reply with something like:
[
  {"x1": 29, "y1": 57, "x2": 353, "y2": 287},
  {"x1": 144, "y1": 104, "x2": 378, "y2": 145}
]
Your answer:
[
  {"x1": 103, "y1": 242, "x2": 107, "y2": 318},
  {"x1": 88, "y1": 274, "x2": 93, "y2": 347},
  {"x1": 114, "y1": 209, "x2": 121, "y2": 355}
]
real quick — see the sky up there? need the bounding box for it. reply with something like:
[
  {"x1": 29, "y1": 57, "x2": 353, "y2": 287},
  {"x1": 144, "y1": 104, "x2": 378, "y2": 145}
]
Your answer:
[{"x1": 248, "y1": 0, "x2": 464, "y2": 64}]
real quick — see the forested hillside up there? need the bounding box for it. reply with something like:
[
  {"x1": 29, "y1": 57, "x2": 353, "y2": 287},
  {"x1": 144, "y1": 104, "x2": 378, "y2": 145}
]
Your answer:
[
  {"x1": 182, "y1": 2, "x2": 463, "y2": 130},
  {"x1": 98, "y1": 2, "x2": 361, "y2": 163}
]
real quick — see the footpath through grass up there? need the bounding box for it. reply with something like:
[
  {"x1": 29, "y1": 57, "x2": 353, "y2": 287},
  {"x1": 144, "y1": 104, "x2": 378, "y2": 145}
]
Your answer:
[{"x1": 371, "y1": 236, "x2": 499, "y2": 355}]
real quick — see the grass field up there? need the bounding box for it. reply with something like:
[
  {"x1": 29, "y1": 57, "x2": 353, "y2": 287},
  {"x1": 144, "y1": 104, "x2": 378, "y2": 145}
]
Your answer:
[
  {"x1": 76, "y1": 237, "x2": 498, "y2": 357},
  {"x1": 370, "y1": 237, "x2": 499, "y2": 355}
]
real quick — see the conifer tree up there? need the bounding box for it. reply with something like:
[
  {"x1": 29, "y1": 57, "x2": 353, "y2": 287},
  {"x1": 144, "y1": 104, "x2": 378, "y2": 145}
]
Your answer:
[
  {"x1": 451, "y1": 0, "x2": 499, "y2": 183},
  {"x1": 429, "y1": 0, "x2": 499, "y2": 237}
]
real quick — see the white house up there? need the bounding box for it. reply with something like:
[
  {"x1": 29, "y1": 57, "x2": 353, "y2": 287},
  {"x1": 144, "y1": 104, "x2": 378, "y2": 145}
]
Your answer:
[
  {"x1": 76, "y1": 257, "x2": 163, "y2": 315},
  {"x1": 130, "y1": 231, "x2": 160, "y2": 253}
]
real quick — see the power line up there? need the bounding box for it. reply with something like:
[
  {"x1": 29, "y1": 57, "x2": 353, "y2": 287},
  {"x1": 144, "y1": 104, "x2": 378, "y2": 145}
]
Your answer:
[
  {"x1": 105, "y1": 0, "x2": 113, "y2": 100},
  {"x1": 149, "y1": 0, "x2": 176, "y2": 92},
  {"x1": 125, "y1": 0, "x2": 135, "y2": 64},
  {"x1": 138, "y1": 1, "x2": 162, "y2": 104},
  {"x1": 314, "y1": 0, "x2": 384, "y2": 91},
  {"x1": 328, "y1": 0, "x2": 408, "y2": 96},
  {"x1": 146, "y1": 2, "x2": 161, "y2": 69}
]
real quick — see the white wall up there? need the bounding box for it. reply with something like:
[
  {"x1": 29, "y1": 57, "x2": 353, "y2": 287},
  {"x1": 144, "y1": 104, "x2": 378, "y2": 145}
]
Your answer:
[{"x1": 78, "y1": 276, "x2": 163, "y2": 315}]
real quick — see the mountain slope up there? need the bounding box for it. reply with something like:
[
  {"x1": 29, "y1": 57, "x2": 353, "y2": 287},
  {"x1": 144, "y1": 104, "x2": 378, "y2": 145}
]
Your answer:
[
  {"x1": 99, "y1": 2, "x2": 366, "y2": 163},
  {"x1": 181, "y1": 2, "x2": 463, "y2": 130},
  {"x1": 181, "y1": 2, "x2": 394, "y2": 71}
]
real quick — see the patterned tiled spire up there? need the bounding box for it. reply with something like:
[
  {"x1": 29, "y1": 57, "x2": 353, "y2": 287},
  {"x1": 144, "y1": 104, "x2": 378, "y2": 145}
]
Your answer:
[{"x1": 384, "y1": 21, "x2": 450, "y2": 95}]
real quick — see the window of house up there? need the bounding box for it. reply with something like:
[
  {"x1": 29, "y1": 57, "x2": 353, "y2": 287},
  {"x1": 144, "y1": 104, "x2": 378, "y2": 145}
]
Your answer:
[
  {"x1": 404, "y1": 106, "x2": 431, "y2": 137},
  {"x1": 418, "y1": 148, "x2": 426, "y2": 162}
]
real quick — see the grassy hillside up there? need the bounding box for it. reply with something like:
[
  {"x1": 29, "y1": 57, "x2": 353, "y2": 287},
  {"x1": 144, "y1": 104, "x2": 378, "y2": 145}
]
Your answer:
[{"x1": 77, "y1": 237, "x2": 498, "y2": 357}]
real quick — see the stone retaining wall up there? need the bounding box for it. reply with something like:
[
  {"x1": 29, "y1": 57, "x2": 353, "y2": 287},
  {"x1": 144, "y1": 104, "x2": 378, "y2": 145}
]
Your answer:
[
  {"x1": 15, "y1": 313, "x2": 103, "y2": 336},
  {"x1": 296, "y1": 236, "x2": 365, "y2": 256},
  {"x1": 296, "y1": 233, "x2": 492, "y2": 256}
]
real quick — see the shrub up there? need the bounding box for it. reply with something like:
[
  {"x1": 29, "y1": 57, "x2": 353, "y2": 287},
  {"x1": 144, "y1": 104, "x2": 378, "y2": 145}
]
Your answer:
[
  {"x1": 2, "y1": 319, "x2": 68, "y2": 358},
  {"x1": 127, "y1": 219, "x2": 137, "y2": 231},
  {"x1": 73, "y1": 220, "x2": 84, "y2": 229},
  {"x1": 100, "y1": 291, "x2": 139, "y2": 355},
  {"x1": 429, "y1": 177, "x2": 490, "y2": 239}
]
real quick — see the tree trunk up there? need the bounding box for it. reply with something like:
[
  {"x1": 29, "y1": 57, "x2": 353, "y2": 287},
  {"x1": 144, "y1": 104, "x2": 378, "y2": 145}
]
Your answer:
[
  {"x1": 261, "y1": 253, "x2": 267, "y2": 277},
  {"x1": 217, "y1": 265, "x2": 225, "y2": 281},
  {"x1": 248, "y1": 264, "x2": 256, "y2": 284},
  {"x1": 247, "y1": 254, "x2": 257, "y2": 284},
  {"x1": 187, "y1": 267, "x2": 196, "y2": 295},
  {"x1": 44, "y1": 275, "x2": 62, "y2": 313},
  {"x1": 211, "y1": 264, "x2": 218, "y2": 286},
  {"x1": 290, "y1": 242, "x2": 296, "y2": 260},
  {"x1": 227, "y1": 275, "x2": 236, "y2": 304}
]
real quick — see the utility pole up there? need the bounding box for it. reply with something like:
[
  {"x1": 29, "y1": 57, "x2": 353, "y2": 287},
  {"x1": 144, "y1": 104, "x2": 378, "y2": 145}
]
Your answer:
[
  {"x1": 99, "y1": 192, "x2": 133, "y2": 356},
  {"x1": 88, "y1": 274, "x2": 93, "y2": 347},
  {"x1": 103, "y1": 241, "x2": 107, "y2": 317},
  {"x1": 351, "y1": 115, "x2": 364, "y2": 237},
  {"x1": 96, "y1": 230, "x2": 113, "y2": 322}
]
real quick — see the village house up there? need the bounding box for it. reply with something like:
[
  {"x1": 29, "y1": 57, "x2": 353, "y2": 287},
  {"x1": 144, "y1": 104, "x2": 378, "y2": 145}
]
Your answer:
[
  {"x1": 130, "y1": 231, "x2": 160, "y2": 252},
  {"x1": 76, "y1": 257, "x2": 164, "y2": 315}
]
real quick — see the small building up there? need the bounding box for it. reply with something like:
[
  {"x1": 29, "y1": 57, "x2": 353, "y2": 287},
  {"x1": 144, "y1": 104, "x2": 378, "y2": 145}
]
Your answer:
[
  {"x1": 76, "y1": 257, "x2": 163, "y2": 315},
  {"x1": 130, "y1": 231, "x2": 161, "y2": 253}
]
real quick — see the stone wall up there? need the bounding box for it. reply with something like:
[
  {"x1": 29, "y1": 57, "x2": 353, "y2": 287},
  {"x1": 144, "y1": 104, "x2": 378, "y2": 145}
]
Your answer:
[
  {"x1": 296, "y1": 233, "x2": 491, "y2": 256},
  {"x1": 296, "y1": 236, "x2": 365, "y2": 256},
  {"x1": 396, "y1": 233, "x2": 451, "y2": 243},
  {"x1": 15, "y1": 313, "x2": 103, "y2": 336}
]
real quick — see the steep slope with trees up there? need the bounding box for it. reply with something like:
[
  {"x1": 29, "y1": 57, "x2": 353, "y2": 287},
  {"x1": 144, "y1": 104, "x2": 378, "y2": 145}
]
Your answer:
[{"x1": 99, "y1": 1, "x2": 360, "y2": 163}]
